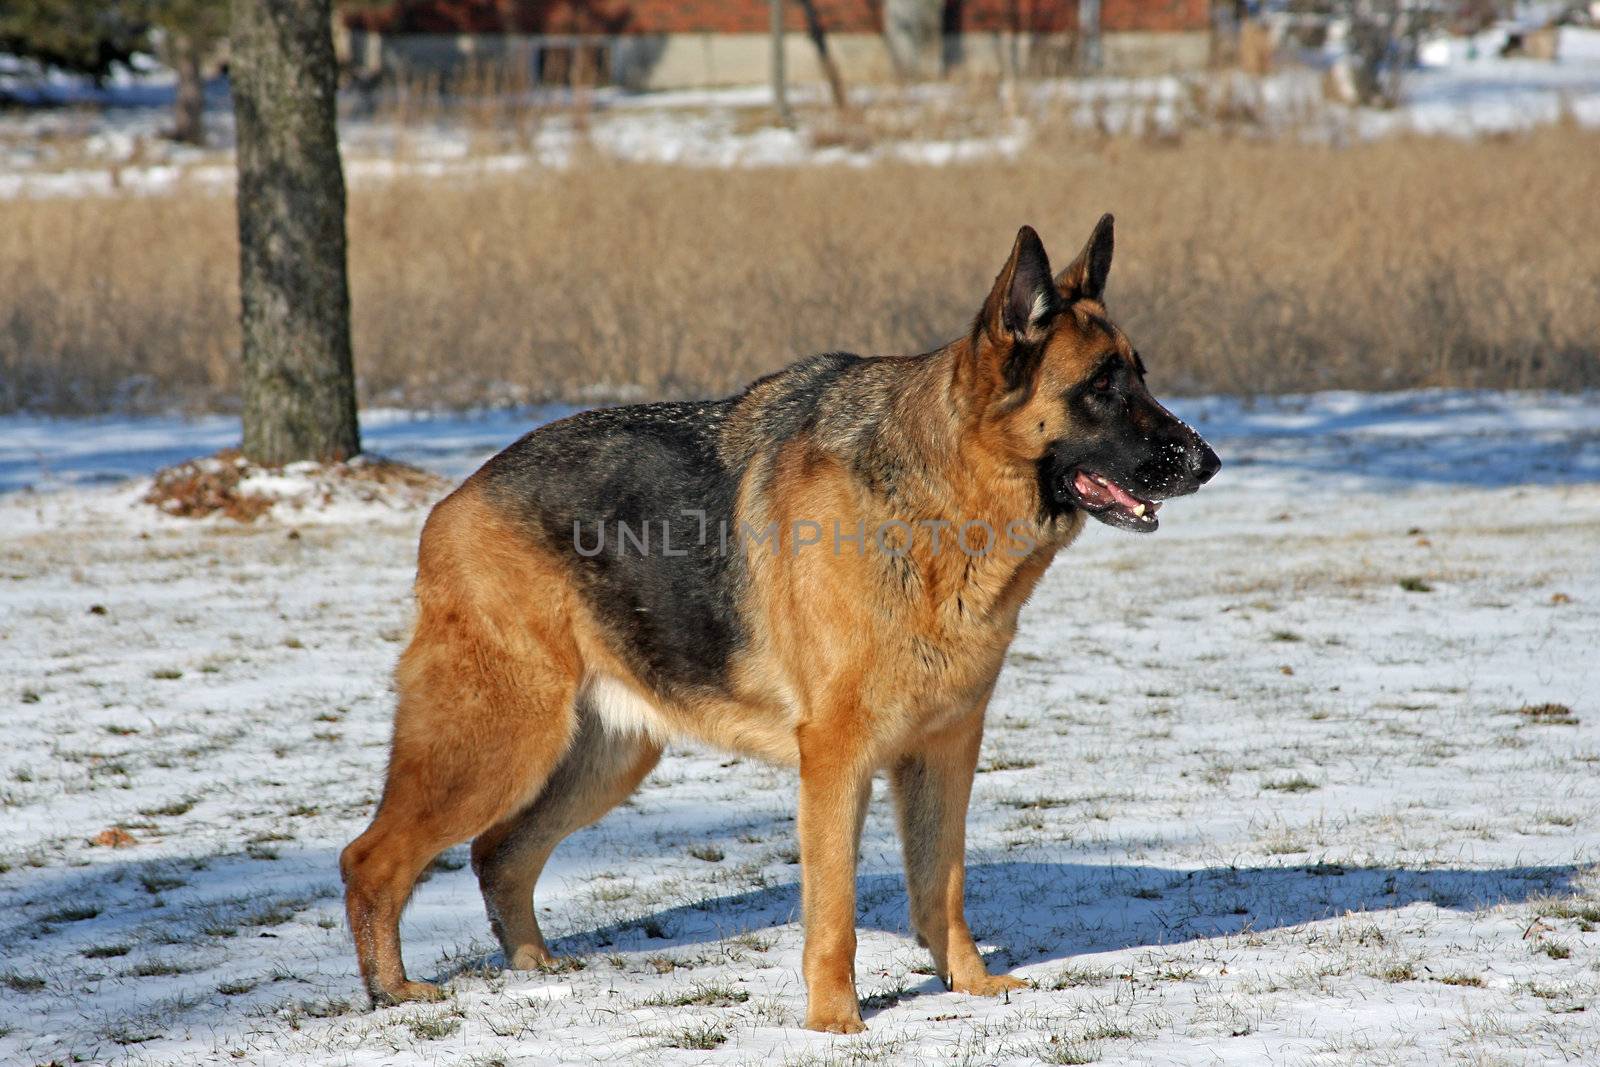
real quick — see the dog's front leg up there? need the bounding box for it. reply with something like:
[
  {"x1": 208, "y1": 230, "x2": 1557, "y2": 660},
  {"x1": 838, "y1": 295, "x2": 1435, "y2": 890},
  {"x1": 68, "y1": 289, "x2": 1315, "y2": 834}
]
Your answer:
[
  {"x1": 796, "y1": 727, "x2": 873, "y2": 1033},
  {"x1": 891, "y1": 707, "x2": 1028, "y2": 997}
]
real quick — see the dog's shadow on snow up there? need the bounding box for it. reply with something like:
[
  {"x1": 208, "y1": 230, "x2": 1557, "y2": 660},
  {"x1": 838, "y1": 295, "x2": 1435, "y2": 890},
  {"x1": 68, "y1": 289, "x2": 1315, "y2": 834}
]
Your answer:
[
  {"x1": 437, "y1": 859, "x2": 1591, "y2": 1002},
  {"x1": 4, "y1": 848, "x2": 1580, "y2": 1021}
]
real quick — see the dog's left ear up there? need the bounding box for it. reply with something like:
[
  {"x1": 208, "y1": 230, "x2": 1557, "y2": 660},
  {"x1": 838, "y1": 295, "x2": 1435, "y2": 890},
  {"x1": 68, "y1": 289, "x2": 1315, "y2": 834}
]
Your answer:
[
  {"x1": 982, "y1": 225, "x2": 1059, "y2": 343},
  {"x1": 1055, "y1": 213, "x2": 1114, "y2": 304}
]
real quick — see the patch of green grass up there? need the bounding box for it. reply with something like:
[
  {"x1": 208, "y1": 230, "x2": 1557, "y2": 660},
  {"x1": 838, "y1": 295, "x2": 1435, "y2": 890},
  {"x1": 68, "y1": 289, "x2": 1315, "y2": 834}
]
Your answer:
[
  {"x1": 1398, "y1": 577, "x2": 1433, "y2": 593},
  {"x1": 663, "y1": 1024, "x2": 727, "y2": 1050},
  {"x1": 1049, "y1": 965, "x2": 1113, "y2": 990},
  {"x1": 590, "y1": 882, "x2": 633, "y2": 904},
  {"x1": 1538, "y1": 942, "x2": 1572, "y2": 960},
  {"x1": 300, "y1": 997, "x2": 353, "y2": 1018},
  {"x1": 103, "y1": 1020, "x2": 164, "y2": 1045},
  {"x1": 1515, "y1": 703, "x2": 1580, "y2": 726},
  {"x1": 1260, "y1": 833, "x2": 1308, "y2": 855},
  {"x1": 1518, "y1": 981, "x2": 1568, "y2": 1000},
  {"x1": 859, "y1": 982, "x2": 912, "y2": 1010},
  {"x1": 43, "y1": 904, "x2": 100, "y2": 923},
  {"x1": 2, "y1": 971, "x2": 46, "y2": 992},
  {"x1": 1434, "y1": 973, "x2": 1486, "y2": 988},
  {"x1": 535, "y1": 955, "x2": 586, "y2": 975},
  {"x1": 1263, "y1": 774, "x2": 1320, "y2": 794},
  {"x1": 643, "y1": 982, "x2": 751, "y2": 1008},
  {"x1": 1379, "y1": 962, "x2": 1416, "y2": 982},
  {"x1": 981, "y1": 755, "x2": 1039, "y2": 772},
  {"x1": 724, "y1": 930, "x2": 775, "y2": 953},
  {"x1": 1003, "y1": 795, "x2": 1070, "y2": 811},
  {"x1": 140, "y1": 871, "x2": 188, "y2": 894},
  {"x1": 140, "y1": 797, "x2": 196, "y2": 817},
  {"x1": 83, "y1": 944, "x2": 132, "y2": 959},
  {"x1": 241, "y1": 899, "x2": 304, "y2": 928},
  {"x1": 1269, "y1": 630, "x2": 1302, "y2": 642},
  {"x1": 217, "y1": 979, "x2": 257, "y2": 995},
  {"x1": 688, "y1": 844, "x2": 725, "y2": 863},
  {"x1": 1531, "y1": 897, "x2": 1600, "y2": 929},
  {"x1": 150, "y1": 668, "x2": 184, "y2": 680},
  {"x1": 400, "y1": 1013, "x2": 462, "y2": 1040},
  {"x1": 103, "y1": 724, "x2": 140, "y2": 736},
  {"x1": 1082, "y1": 1023, "x2": 1135, "y2": 1041},
  {"x1": 126, "y1": 958, "x2": 194, "y2": 977},
  {"x1": 1039, "y1": 1037, "x2": 1101, "y2": 1064}
]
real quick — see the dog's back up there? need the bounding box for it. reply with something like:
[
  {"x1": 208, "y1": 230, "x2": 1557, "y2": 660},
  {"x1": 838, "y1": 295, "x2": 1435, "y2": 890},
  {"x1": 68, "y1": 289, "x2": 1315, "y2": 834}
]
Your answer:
[{"x1": 462, "y1": 351, "x2": 897, "y2": 700}]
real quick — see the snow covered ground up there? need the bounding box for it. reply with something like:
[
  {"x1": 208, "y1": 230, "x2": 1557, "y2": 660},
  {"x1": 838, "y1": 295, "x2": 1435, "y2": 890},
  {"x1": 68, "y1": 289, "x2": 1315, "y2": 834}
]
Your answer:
[
  {"x1": 3, "y1": 26, "x2": 1598, "y2": 199},
  {"x1": 1, "y1": 389, "x2": 1598, "y2": 1066}
]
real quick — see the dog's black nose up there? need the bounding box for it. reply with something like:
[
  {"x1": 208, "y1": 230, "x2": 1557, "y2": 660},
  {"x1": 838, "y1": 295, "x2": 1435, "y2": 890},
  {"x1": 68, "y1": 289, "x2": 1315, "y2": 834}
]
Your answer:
[{"x1": 1192, "y1": 444, "x2": 1221, "y2": 484}]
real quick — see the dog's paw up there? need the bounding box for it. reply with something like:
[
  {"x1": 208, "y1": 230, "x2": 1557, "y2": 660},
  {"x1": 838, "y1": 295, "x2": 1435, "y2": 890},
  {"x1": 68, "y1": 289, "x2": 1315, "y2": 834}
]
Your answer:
[
  {"x1": 951, "y1": 972, "x2": 1029, "y2": 997},
  {"x1": 805, "y1": 1012, "x2": 867, "y2": 1034},
  {"x1": 372, "y1": 980, "x2": 445, "y2": 1005},
  {"x1": 507, "y1": 946, "x2": 556, "y2": 971}
]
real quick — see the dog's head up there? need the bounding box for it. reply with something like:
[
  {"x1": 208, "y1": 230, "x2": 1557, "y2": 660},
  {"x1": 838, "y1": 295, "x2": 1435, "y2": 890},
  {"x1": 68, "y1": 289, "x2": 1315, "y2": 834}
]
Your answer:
[{"x1": 965, "y1": 217, "x2": 1219, "y2": 533}]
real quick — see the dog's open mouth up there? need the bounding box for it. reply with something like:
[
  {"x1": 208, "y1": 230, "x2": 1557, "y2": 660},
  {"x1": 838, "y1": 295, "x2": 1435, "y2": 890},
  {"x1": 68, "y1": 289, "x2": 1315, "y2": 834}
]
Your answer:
[{"x1": 1065, "y1": 470, "x2": 1161, "y2": 532}]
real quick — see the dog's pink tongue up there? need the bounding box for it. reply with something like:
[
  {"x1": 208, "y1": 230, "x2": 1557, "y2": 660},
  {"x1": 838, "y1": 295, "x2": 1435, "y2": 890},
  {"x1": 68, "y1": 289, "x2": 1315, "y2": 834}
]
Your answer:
[
  {"x1": 1073, "y1": 471, "x2": 1144, "y2": 510},
  {"x1": 1103, "y1": 479, "x2": 1142, "y2": 509},
  {"x1": 1072, "y1": 471, "x2": 1111, "y2": 505}
]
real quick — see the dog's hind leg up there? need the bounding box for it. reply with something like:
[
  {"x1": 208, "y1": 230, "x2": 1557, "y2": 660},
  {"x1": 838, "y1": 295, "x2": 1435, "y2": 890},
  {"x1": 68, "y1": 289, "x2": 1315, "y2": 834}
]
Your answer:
[
  {"x1": 340, "y1": 642, "x2": 578, "y2": 1004},
  {"x1": 341, "y1": 491, "x2": 584, "y2": 1005},
  {"x1": 471, "y1": 705, "x2": 662, "y2": 970}
]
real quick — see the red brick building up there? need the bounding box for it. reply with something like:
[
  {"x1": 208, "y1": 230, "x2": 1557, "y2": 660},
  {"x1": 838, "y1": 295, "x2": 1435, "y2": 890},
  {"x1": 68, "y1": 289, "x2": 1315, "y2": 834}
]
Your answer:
[{"x1": 341, "y1": 1, "x2": 1214, "y2": 88}]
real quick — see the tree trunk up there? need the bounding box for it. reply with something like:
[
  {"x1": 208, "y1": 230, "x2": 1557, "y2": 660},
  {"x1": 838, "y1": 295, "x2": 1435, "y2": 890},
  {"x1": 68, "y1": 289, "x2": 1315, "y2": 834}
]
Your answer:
[
  {"x1": 230, "y1": 0, "x2": 360, "y2": 465},
  {"x1": 1078, "y1": 0, "x2": 1103, "y2": 72},
  {"x1": 770, "y1": 0, "x2": 792, "y2": 126},
  {"x1": 882, "y1": 0, "x2": 941, "y2": 82},
  {"x1": 170, "y1": 31, "x2": 206, "y2": 145},
  {"x1": 796, "y1": 0, "x2": 849, "y2": 111}
]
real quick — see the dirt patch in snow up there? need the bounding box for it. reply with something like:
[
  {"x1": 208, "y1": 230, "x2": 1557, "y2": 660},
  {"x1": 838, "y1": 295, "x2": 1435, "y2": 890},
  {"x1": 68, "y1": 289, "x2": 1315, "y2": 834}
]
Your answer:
[{"x1": 143, "y1": 449, "x2": 448, "y2": 521}]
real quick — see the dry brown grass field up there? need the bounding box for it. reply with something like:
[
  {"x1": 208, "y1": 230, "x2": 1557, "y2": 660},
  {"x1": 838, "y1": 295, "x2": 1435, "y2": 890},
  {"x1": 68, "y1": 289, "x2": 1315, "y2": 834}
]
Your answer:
[{"x1": 2, "y1": 124, "x2": 1597, "y2": 414}]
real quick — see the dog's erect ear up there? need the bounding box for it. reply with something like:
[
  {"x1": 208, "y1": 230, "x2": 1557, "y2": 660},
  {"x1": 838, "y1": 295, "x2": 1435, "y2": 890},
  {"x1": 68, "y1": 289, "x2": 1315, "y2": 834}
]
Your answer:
[
  {"x1": 1055, "y1": 213, "x2": 1114, "y2": 304},
  {"x1": 982, "y1": 225, "x2": 1059, "y2": 343}
]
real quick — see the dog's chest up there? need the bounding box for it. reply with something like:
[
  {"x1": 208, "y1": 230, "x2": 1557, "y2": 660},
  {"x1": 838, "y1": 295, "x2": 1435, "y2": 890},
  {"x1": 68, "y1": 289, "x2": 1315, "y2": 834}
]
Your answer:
[
  {"x1": 870, "y1": 542, "x2": 1060, "y2": 728},
  {"x1": 861, "y1": 605, "x2": 1019, "y2": 734}
]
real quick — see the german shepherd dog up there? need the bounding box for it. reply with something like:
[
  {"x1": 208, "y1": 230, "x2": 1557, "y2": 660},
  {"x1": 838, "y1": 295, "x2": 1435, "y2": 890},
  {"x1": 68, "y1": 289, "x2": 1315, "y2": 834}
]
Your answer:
[{"x1": 342, "y1": 217, "x2": 1219, "y2": 1032}]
